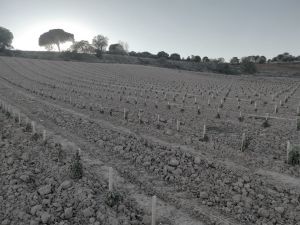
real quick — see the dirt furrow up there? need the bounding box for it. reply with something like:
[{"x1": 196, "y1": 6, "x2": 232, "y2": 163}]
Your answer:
[{"x1": 1, "y1": 71, "x2": 300, "y2": 224}]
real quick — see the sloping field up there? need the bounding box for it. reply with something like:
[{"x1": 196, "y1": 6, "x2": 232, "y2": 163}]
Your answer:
[
  {"x1": 0, "y1": 56, "x2": 300, "y2": 225},
  {"x1": 257, "y1": 62, "x2": 300, "y2": 76}
]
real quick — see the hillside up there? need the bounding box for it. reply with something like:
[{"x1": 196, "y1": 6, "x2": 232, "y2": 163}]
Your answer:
[
  {"x1": 0, "y1": 50, "x2": 239, "y2": 75},
  {"x1": 2, "y1": 50, "x2": 300, "y2": 77},
  {"x1": 257, "y1": 62, "x2": 300, "y2": 77},
  {"x1": 0, "y1": 56, "x2": 300, "y2": 225}
]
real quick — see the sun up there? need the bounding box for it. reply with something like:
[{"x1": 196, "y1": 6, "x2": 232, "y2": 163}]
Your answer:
[{"x1": 13, "y1": 19, "x2": 96, "y2": 51}]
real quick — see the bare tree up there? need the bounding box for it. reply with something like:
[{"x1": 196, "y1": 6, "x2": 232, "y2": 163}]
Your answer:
[
  {"x1": 118, "y1": 41, "x2": 129, "y2": 53},
  {"x1": 92, "y1": 35, "x2": 108, "y2": 52}
]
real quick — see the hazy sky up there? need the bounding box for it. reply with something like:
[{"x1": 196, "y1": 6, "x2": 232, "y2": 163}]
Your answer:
[{"x1": 1, "y1": 0, "x2": 299, "y2": 60}]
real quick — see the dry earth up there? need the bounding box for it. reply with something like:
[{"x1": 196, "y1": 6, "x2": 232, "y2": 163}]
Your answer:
[{"x1": 0, "y1": 56, "x2": 300, "y2": 225}]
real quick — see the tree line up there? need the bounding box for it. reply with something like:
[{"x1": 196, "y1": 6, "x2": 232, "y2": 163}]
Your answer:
[{"x1": 1, "y1": 26, "x2": 299, "y2": 64}]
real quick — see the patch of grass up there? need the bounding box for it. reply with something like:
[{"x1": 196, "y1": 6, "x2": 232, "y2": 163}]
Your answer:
[{"x1": 105, "y1": 191, "x2": 123, "y2": 207}]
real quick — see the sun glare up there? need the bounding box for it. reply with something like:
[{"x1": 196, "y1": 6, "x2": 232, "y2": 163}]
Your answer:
[{"x1": 14, "y1": 19, "x2": 96, "y2": 51}]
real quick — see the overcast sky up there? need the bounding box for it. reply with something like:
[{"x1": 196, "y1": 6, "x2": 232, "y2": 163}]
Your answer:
[{"x1": 1, "y1": 0, "x2": 299, "y2": 60}]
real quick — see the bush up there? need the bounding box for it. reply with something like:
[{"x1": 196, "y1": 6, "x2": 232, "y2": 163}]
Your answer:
[
  {"x1": 262, "y1": 119, "x2": 270, "y2": 128},
  {"x1": 137, "y1": 57, "x2": 150, "y2": 65},
  {"x1": 69, "y1": 150, "x2": 83, "y2": 179},
  {"x1": 30, "y1": 133, "x2": 40, "y2": 141},
  {"x1": 157, "y1": 51, "x2": 169, "y2": 59},
  {"x1": 170, "y1": 53, "x2": 181, "y2": 61},
  {"x1": 241, "y1": 60, "x2": 257, "y2": 74},
  {"x1": 241, "y1": 135, "x2": 251, "y2": 151},
  {"x1": 105, "y1": 191, "x2": 123, "y2": 207},
  {"x1": 134, "y1": 51, "x2": 156, "y2": 58},
  {"x1": 288, "y1": 145, "x2": 300, "y2": 165},
  {"x1": 214, "y1": 63, "x2": 233, "y2": 74},
  {"x1": 60, "y1": 51, "x2": 83, "y2": 61},
  {"x1": 5, "y1": 111, "x2": 11, "y2": 118},
  {"x1": 194, "y1": 56, "x2": 201, "y2": 62},
  {"x1": 24, "y1": 123, "x2": 32, "y2": 132},
  {"x1": 238, "y1": 115, "x2": 244, "y2": 122},
  {"x1": 202, "y1": 135, "x2": 209, "y2": 142},
  {"x1": 95, "y1": 49, "x2": 103, "y2": 59},
  {"x1": 70, "y1": 40, "x2": 95, "y2": 54},
  {"x1": 109, "y1": 44, "x2": 126, "y2": 55},
  {"x1": 0, "y1": 49, "x2": 13, "y2": 56}
]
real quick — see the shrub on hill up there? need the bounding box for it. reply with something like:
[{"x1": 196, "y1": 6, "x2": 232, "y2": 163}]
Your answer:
[
  {"x1": 241, "y1": 58, "x2": 257, "y2": 74},
  {"x1": 214, "y1": 63, "x2": 234, "y2": 74},
  {"x1": 60, "y1": 51, "x2": 84, "y2": 61}
]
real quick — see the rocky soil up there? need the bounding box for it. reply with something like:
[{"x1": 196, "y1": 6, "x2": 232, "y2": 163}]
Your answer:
[
  {"x1": 0, "y1": 112, "x2": 147, "y2": 225},
  {"x1": 0, "y1": 56, "x2": 300, "y2": 225}
]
